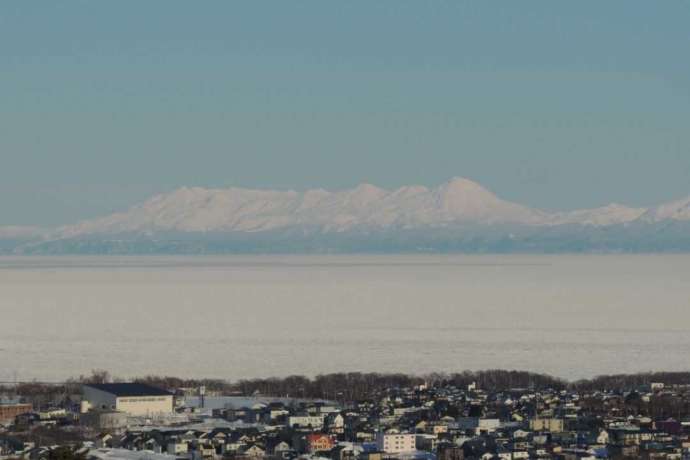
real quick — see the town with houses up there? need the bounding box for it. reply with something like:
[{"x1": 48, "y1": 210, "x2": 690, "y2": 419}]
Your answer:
[{"x1": 3, "y1": 373, "x2": 690, "y2": 460}]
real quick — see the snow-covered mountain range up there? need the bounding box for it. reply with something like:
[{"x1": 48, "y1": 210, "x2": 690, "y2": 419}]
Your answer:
[{"x1": 3, "y1": 178, "x2": 690, "y2": 253}]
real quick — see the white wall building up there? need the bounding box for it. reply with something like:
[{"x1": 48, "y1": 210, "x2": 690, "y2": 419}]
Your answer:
[
  {"x1": 82, "y1": 383, "x2": 174, "y2": 416},
  {"x1": 376, "y1": 433, "x2": 416, "y2": 454},
  {"x1": 288, "y1": 414, "x2": 325, "y2": 429}
]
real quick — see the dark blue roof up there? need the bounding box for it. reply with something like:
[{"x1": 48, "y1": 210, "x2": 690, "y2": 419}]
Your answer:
[{"x1": 84, "y1": 383, "x2": 172, "y2": 397}]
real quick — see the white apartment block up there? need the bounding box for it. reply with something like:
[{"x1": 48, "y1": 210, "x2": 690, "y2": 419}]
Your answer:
[{"x1": 376, "y1": 433, "x2": 416, "y2": 454}]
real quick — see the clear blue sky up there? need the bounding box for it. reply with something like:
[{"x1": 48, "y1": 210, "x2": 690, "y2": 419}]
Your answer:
[{"x1": 2, "y1": 1, "x2": 690, "y2": 225}]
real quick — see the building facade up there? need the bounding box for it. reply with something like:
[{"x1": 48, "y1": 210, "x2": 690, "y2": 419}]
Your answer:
[
  {"x1": 529, "y1": 418, "x2": 564, "y2": 433},
  {"x1": 0, "y1": 403, "x2": 32, "y2": 425},
  {"x1": 376, "y1": 433, "x2": 416, "y2": 454},
  {"x1": 288, "y1": 415, "x2": 325, "y2": 429},
  {"x1": 82, "y1": 383, "x2": 173, "y2": 416}
]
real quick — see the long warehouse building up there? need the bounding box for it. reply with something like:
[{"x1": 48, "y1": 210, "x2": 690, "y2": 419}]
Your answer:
[{"x1": 82, "y1": 383, "x2": 173, "y2": 416}]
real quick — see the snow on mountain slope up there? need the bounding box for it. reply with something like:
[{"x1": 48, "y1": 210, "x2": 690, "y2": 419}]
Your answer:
[
  {"x1": 639, "y1": 196, "x2": 690, "y2": 223},
  {"x1": 56, "y1": 178, "x2": 549, "y2": 237},
  {"x1": 52, "y1": 178, "x2": 689, "y2": 239},
  {"x1": 434, "y1": 178, "x2": 547, "y2": 225},
  {"x1": 547, "y1": 203, "x2": 647, "y2": 226},
  {"x1": 57, "y1": 186, "x2": 306, "y2": 237}
]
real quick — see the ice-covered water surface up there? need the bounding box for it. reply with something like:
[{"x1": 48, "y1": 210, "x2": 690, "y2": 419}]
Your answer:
[{"x1": 1, "y1": 255, "x2": 688, "y2": 381}]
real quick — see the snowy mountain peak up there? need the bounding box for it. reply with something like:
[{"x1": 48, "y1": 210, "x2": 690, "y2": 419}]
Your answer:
[
  {"x1": 38, "y1": 179, "x2": 690, "y2": 241},
  {"x1": 437, "y1": 177, "x2": 492, "y2": 197},
  {"x1": 348, "y1": 183, "x2": 388, "y2": 201},
  {"x1": 431, "y1": 177, "x2": 542, "y2": 224}
]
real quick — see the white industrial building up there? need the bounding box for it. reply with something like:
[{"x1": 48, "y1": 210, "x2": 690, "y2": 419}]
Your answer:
[
  {"x1": 82, "y1": 383, "x2": 174, "y2": 416},
  {"x1": 287, "y1": 414, "x2": 326, "y2": 429}
]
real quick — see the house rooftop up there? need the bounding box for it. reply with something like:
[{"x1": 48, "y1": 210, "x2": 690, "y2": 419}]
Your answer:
[{"x1": 84, "y1": 383, "x2": 173, "y2": 397}]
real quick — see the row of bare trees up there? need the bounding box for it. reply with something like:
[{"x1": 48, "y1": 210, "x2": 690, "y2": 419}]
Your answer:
[
  {"x1": 4, "y1": 370, "x2": 690, "y2": 405},
  {"x1": 572, "y1": 372, "x2": 690, "y2": 391},
  {"x1": 231, "y1": 370, "x2": 568, "y2": 400}
]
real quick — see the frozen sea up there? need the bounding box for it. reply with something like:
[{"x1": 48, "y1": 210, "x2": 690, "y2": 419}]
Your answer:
[{"x1": 1, "y1": 255, "x2": 689, "y2": 382}]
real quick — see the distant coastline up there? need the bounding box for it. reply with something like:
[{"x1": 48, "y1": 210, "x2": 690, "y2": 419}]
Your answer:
[{"x1": 4, "y1": 222, "x2": 690, "y2": 255}]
